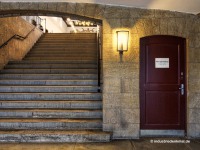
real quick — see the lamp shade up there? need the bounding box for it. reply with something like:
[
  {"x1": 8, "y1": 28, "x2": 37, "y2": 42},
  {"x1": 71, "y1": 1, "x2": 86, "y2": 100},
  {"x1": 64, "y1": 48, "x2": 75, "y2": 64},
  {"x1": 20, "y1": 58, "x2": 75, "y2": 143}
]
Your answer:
[{"x1": 117, "y1": 31, "x2": 129, "y2": 52}]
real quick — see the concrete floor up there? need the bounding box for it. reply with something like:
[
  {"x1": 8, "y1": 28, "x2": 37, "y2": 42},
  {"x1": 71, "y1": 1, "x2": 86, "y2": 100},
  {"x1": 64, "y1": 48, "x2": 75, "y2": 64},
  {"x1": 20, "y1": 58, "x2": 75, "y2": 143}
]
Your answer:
[{"x1": 0, "y1": 138, "x2": 200, "y2": 150}]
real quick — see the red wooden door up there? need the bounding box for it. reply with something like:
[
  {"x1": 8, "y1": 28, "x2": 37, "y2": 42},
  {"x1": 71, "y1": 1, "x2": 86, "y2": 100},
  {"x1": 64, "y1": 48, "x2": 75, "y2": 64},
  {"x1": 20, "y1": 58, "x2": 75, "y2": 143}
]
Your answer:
[{"x1": 140, "y1": 35, "x2": 186, "y2": 130}]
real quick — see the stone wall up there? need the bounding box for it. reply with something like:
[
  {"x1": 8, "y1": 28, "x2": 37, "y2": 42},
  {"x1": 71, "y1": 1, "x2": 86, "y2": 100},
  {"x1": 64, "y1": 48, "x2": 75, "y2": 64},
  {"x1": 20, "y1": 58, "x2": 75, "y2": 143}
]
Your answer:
[
  {"x1": 0, "y1": 16, "x2": 43, "y2": 69},
  {"x1": 0, "y1": 2, "x2": 199, "y2": 139},
  {"x1": 102, "y1": 7, "x2": 200, "y2": 139},
  {"x1": 188, "y1": 16, "x2": 200, "y2": 138}
]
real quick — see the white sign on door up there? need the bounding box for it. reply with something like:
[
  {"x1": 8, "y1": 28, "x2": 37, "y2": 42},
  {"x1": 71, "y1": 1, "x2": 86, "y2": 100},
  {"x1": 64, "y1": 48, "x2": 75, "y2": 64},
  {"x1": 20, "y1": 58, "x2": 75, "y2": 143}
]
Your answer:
[{"x1": 155, "y1": 58, "x2": 169, "y2": 68}]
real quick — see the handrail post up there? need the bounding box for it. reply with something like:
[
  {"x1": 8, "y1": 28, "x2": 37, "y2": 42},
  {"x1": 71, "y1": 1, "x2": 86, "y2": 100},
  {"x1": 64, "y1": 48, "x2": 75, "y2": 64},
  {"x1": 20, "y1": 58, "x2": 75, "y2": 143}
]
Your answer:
[{"x1": 97, "y1": 26, "x2": 101, "y2": 92}]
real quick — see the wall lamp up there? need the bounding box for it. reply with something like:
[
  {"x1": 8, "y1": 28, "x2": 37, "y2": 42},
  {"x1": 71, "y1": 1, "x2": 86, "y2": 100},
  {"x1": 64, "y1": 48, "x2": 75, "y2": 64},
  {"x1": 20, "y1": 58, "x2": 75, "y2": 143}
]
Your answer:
[{"x1": 117, "y1": 31, "x2": 129, "y2": 55}]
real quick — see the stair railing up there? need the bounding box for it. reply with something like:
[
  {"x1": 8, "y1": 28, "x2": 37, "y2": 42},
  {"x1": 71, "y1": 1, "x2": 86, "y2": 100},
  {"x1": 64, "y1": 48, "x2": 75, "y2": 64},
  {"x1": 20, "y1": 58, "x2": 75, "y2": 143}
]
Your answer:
[
  {"x1": 0, "y1": 27, "x2": 36, "y2": 49},
  {"x1": 97, "y1": 26, "x2": 102, "y2": 92}
]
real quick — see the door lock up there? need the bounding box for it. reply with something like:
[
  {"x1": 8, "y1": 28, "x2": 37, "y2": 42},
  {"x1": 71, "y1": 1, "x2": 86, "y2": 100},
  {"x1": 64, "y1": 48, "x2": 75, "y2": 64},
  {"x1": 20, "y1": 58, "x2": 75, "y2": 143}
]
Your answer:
[{"x1": 179, "y1": 84, "x2": 184, "y2": 95}]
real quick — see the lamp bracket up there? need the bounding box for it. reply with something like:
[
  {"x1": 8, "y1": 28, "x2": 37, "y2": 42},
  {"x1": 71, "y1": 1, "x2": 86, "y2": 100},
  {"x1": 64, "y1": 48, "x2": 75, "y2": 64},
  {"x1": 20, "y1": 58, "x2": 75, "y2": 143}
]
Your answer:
[{"x1": 119, "y1": 51, "x2": 123, "y2": 55}]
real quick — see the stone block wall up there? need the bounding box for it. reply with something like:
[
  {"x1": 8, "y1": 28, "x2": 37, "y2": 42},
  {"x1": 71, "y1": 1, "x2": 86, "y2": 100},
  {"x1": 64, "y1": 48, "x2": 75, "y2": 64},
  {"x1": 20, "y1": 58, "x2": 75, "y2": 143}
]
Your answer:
[
  {"x1": 188, "y1": 17, "x2": 200, "y2": 138},
  {"x1": 102, "y1": 7, "x2": 200, "y2": 139},
  {"x1": 0, "y1": 2, "x2": 200, "y2": 139},
  {"x1": 0, "y1": 16, "x2": 43, "y2": 69}
]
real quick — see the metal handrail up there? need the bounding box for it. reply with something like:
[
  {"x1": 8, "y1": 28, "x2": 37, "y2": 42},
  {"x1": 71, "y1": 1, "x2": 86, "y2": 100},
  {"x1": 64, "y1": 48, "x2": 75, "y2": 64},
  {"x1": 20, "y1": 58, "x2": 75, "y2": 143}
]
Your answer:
[
  {"x1": 0, "y1": 27, "x2": 36, "y2": 49},
  {"x1": 97, "y1": 28, "x2": 101, "y2": 92}
]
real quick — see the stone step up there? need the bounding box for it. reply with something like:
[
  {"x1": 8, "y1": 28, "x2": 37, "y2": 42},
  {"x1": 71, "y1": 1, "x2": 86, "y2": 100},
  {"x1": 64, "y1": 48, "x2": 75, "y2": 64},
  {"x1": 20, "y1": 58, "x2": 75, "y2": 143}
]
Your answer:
[
  {"x1": 34, "y1": 45, "x2": 96, "y2": 48},
  {"x1": 28, "y1": 50, "x2": 97, "y2": 54},
  {"x1": 0, "y1": 109, "x2": 102, "y2": 119},
  {"x1": 0, "y1": 119, "x2": 102, "y2": 130},
  {"x1": 24, "y1": 57, "x2": 96, "y2": 60},
  {"x1": 0, "y1": 33, "x2": 104, "y2": 143},
  {"x1": 32, "y1": 47, "x2": 96, "y2": 49},
  {"x1": 43, "y1": 34, "x2": 96, "y2": 36},
  {"x1": 40, "y1": 40, "x2": 96, "y2": 42},
  {"x1": 0, "y1": 100, "x2": 102, "y2": 109},
  {"x1": 40, "y1": 36, "x2": 96, "y2": 38},
  {"x1": 0, "y1": 130, "x2": 110, "y2": 143},
  {"x1": 36, "y1": 42, "x2": 96, "y2": 45},
  {"x1": 9, "y1": 60, "x2": 97, "y2": 64},
  {"x1": 31, "y1": 49, "x2": 96, "y2": 52},
  {"x1": 5, "y1": 64, "x2": 97, "y2": 69},
  {"x1": 0, "y1": 86, "x2": 99, "y2": 93},
  {"x1": 43, "y1": 34, "x2": 96, "y2": 37},
  {"x1": 40, "y1": 39, "x2": 96, "y2": 42},
  {"x1": 42, "y1": 35, "x2": 96, "y2": 37},
  {"x1": 32, "y1": 49, "x2": 96, "y2": 52},
  {"x1": 26, "y1": 53, "x2": 97, "y2": 57},
  {"x1": 43, "y1": 33, "x2": 96, "y2": 37},
  {"x1": 0, "y1": 69, "x2": 97, "y2": 74},
  {"x1": 0, "y1": 74, "x2": 97, "y2": 80},
  {"x1": 0, "y1": 80, "x2": 98, "y2": 86},
  {"x1": 43, "y1": 35, "x2": 96, "y2": 37},
  {"x1": 32, "y1": 46, "x2": 96, "y2": 49},
  {"x1": 29, "y1": 51, "x2": 96, "y2": 54},
  {"x1": 40, "y1": 39, "x2": 96, "y2": 41},
  {"x1": 0, "y1": 93, "x2": 101, "y2": 100}
]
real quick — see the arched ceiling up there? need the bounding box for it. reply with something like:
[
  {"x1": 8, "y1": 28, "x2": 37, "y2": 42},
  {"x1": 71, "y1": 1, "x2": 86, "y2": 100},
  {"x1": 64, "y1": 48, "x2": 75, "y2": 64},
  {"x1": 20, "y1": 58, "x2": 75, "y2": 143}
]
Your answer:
[{"x1": 2, "y1": 0, "x2": 200, "y2": 14}]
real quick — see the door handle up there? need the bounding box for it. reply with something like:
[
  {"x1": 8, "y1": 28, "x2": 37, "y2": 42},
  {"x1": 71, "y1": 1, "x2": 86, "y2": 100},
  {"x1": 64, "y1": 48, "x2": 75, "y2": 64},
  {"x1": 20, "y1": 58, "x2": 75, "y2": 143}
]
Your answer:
[{"x1": 179, "y1": 84, "x2": 184, "y2": 95}]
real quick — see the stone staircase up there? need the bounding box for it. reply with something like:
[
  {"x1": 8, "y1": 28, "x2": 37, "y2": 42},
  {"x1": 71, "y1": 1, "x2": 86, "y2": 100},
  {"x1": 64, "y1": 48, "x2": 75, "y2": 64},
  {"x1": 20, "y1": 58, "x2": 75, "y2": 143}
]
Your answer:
[{"x1": 0, "y1": 33, "x2": 110, "y2": 142}]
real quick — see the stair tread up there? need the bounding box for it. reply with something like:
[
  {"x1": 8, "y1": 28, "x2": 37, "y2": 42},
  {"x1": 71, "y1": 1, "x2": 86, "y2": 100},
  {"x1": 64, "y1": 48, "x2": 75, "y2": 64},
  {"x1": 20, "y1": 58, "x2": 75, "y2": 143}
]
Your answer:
[
  {"x1": 2, "y1": 69, "x2": 97, "y2": 70},
  {"x1": 0, "y1": 100, "x2": 101, "y2": 102},
  {"x1": 0, "y1": 92, "x2": 100, "y2": 94},
  {"x1": 0, "y1": 73, "x2": 96, "y2": 76},
  {"x1": 0, "y1": 118, "x2": 102, "y2": 122},
  {"x1": 0, "y1": 108, "x2": 101, "y2": 111},
  {"x1": 0, "y1": 79, "x2": 97, "y2": 81},
  {"x1": 9, "y1": 61, "x2": 97, "y2": 64},
  {"x1": 0, "y1": 33, "x2": 103, "y2": 142},
  {"x1": 0, "y1": 85, "x2": 98, "y2": 87},
  {"x1": 0, "y1": 130, "x2": 109, "y2": 135},
  {"x1": 36, "y1": 43, "x2": 96, "y2": 44}
]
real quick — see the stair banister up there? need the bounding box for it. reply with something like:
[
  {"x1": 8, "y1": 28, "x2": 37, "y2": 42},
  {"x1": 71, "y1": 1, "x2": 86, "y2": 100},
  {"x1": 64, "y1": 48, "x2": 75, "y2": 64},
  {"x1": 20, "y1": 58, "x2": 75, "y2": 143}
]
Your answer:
[
  {"x1": 97, "y1": 27, "x2": 101, "y2": 92},
  {"x1": 0, "y1": 27, "x2": 36, "y2": 49}
]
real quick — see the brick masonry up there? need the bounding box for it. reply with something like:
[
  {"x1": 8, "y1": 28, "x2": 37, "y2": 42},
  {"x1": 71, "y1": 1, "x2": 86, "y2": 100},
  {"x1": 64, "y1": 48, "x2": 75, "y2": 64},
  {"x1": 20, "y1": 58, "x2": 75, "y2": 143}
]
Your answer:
[
  {"x1": 0, "y1": 16, "x2": 42, "y2": 69},
  {"x1": 0, "y1": 2, "x2": 199, "y2": 139}
]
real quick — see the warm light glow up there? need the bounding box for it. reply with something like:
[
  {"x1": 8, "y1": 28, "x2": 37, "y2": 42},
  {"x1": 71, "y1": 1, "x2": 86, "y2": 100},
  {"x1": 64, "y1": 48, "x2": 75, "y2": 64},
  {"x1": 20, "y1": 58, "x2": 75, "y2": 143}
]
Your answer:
[
  {"x1": 117, "y1": 31, "x2": 129, "y2": 52},
  {"x1": 67, "y1": 18, "x2": 71, "y2": 22}
]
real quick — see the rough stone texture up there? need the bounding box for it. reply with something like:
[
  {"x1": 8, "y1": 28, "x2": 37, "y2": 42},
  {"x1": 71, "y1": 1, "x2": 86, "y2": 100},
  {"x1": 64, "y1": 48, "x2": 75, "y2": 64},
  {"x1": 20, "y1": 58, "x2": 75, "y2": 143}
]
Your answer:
[
  {"x1": 0, "y1": 2, "x2": 200, "y2": 139},
  {"x1": 66, "y1": 2, "x2": 76, "y2": 14},
  {"x1": 130, "y1": 8, "x2": 155, "y2": 19},
  {"x1": 101, "y1": 7, "x2": 200, "y2": 139},
  {"x1": 94, "y1": 4, "x2": 106, "y2": 19},
  {"x1": 9, "y1": 2, "x2": 20, "y2": 10},
  {"x1": 47, "y1": 3, "x2": 57, "y2": 12},
  {"x1": 38, "y1": 2, "x2": 48, "y2": 11},
  {"x1": 57, "y1": 3, "x2": 68, "y2": 13},
  {"x1": 84, "y1": 3, "x2": 96, "y2": 18},
  {"x1": 75, "y1": 3, "x2": 86, "y2": 16},
  {"x1": 29, "y1": 2, "x2": 38, "y2": 10},
  {"x1": 19, "y1": 2, "x2": 31, "y2": 10},
  {"x1": 0, "y1": 3, "x2": 10, "y2": 10},
  {"x1": 0, "y1": 17, "x2": 42, "y2": 69}
]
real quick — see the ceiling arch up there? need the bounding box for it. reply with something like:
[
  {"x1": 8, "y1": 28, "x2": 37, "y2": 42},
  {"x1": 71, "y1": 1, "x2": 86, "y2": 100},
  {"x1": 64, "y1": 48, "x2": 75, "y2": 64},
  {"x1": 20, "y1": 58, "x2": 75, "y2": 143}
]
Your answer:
[
  {"x1": 0, "y1": 9, "x2": 102, "y2": 25},
  {"x1": 1, "y1": 0, "x2": 200, "y2": 14}
]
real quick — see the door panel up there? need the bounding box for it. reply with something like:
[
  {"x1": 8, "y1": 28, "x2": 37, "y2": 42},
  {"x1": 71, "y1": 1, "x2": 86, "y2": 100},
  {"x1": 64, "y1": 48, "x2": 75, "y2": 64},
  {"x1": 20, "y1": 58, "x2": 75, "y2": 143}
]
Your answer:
[
  {"x1": 146, "y1": 44, "x2": 179, "y2": 84},
  {"x1": 146, "y1": 91, "x2": 180, "y2": 125},
  {"x1": 140, "y1": 35, "x2": 186, "y2": 130}
]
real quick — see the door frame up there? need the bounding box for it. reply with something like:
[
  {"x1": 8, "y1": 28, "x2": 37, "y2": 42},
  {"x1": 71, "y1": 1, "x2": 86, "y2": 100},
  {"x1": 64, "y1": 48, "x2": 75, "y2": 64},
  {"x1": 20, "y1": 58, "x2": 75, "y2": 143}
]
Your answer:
[{"x1": 139, "y1": 35, "x2": 187, "y2": 136}]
